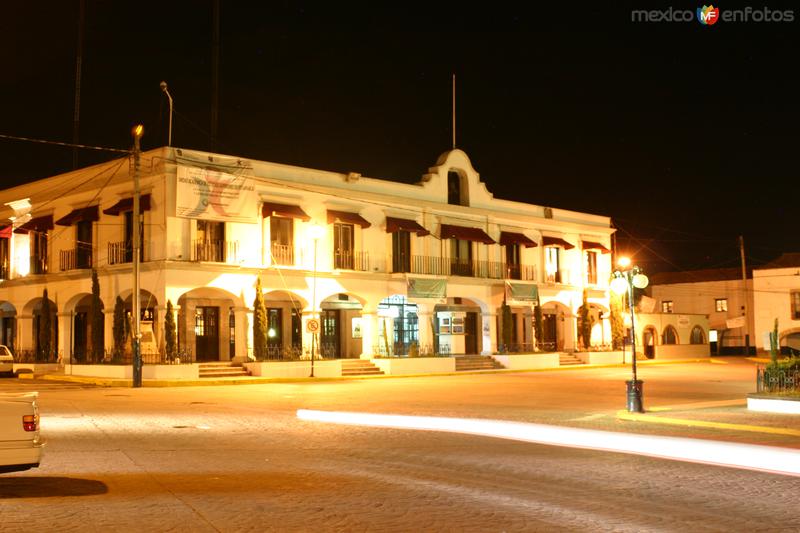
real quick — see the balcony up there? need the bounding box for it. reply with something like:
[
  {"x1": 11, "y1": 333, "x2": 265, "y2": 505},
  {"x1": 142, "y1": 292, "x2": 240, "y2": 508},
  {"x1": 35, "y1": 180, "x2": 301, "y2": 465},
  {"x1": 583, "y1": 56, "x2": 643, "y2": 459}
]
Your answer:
[
  {"x1": 390, "y1": 255, "x2": 536, "y2": 280},
  {"x1": 270, "y1": 242, "x2": 295, "y2": 266},
  {"x1": 334, "y1": 250, "x2": 369, "y2": 271},
  {"x1": 191, "y1": 239, "x2": 238, "y2": 263},
  {"x1": 108, "y1": 241, "x2": 146, "y2": 265},
  {"x1": 545, "y1": 269, "x2": 570, "y2": 284},
  {"x1": 60, "y1": 242, "x2": 93, "y2": 271},
  {"x1": 30, "y1": 255, "x2": 48, "y2": 275}
]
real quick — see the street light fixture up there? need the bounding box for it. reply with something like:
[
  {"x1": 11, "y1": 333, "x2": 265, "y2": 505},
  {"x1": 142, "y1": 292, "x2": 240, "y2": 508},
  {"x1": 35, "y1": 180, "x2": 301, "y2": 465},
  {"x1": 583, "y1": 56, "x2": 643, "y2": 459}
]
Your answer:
[
  {"x1": 610, "y1": 256, "x2": 649, "y2": 413},
  {"x1": 308, "y1": 224, "x2": 326, "y2": 377},
  {"x1": 160, "y1": 81, "x2": 173, "y2": 147}
]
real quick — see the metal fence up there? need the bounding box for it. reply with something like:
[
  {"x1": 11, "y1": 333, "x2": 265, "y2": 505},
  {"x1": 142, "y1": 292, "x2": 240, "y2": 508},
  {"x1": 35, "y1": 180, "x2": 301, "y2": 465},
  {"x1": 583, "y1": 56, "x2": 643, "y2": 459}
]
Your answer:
[
  {"x1": 371, "y1": 343, "x2": 451, "y2": 357},
  {"x1": 756, "y1": 366, "x2": 800, "y2": 394}
]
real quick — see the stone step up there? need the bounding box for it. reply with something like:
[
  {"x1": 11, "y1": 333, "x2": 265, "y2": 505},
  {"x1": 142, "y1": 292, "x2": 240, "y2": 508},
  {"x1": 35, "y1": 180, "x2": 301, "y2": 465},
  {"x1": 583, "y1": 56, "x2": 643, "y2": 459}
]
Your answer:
[
  {"x1": 455, "y1": 356, "x2": 504, "y2": 371},
  {"x1": 340, "y1": 359, "x2": 384, "y2": 376},
  {"x1": 198, "y1": 362, "x2": 250, "y2": 378}
]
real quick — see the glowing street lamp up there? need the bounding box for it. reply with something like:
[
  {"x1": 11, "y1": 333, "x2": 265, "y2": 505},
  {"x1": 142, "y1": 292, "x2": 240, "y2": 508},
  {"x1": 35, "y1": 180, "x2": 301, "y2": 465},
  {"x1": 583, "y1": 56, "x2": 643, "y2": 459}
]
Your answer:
[
  {"x1": 308, "y1": 224, "x2": 326, "y2": 377},
  {"x1": 610, "y1": 256, "x2": 649, "y2": 413}
]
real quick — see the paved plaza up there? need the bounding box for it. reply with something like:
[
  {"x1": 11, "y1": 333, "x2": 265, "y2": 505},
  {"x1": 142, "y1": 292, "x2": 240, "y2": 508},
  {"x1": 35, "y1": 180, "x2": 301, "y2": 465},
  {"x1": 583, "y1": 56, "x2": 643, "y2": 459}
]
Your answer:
[{"x1": 1, "y1": 359, "x2": 799, "y2": 532}]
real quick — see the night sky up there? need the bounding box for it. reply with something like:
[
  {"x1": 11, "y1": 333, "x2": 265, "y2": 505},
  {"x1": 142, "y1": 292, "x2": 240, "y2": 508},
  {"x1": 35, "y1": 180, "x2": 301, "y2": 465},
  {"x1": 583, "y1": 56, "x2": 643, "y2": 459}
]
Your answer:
[{"x1": 2, "y1": 2, "x2": 798, "y2": 274}]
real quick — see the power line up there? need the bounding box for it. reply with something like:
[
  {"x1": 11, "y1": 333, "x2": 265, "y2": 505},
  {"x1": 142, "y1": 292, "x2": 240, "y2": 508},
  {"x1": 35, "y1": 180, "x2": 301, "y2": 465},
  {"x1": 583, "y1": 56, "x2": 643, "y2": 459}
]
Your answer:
[{"x1": 0, "y1": 133, "x2": 129, "y2": 154}]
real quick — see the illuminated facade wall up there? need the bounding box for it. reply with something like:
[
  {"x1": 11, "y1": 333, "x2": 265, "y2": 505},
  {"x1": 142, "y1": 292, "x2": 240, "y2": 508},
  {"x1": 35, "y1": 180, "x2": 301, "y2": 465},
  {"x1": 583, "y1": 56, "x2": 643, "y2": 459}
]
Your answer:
[{"x1": 0, "y1": 146, "x2": 614, "y2": 361}]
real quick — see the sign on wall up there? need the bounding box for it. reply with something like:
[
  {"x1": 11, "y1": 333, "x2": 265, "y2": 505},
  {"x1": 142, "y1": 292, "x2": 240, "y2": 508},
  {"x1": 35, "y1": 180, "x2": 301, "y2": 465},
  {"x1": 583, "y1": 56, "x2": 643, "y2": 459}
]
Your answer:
[{"x1": 176, "y1": 165, "x2": 257, "y2": 222}]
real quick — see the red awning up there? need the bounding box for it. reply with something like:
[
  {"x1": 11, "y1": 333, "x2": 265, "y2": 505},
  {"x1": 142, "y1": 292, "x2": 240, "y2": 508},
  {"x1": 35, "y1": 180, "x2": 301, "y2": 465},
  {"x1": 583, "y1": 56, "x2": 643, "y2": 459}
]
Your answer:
[
  {"x1": 14, "y1": 215, "x2": 54, "y2": 234},
  {"x1": 102, "y1": 194, "x2": 152, "y2": 216},
  {"x1": 0, "y1": 225, "x2": 11, "y2": 239},
  {"x1": 440, "y1": 224, "x2": 496, "y2": 244},
  {"x1": 262, "y1": 202, "x2": 310, "y2": 221},
  {"x1": 55, "y1": 205, "x2": 99, "y2": 226},
  {"x1": 385, "y1": 217, "x2": 430, "y2": 236},
  {"x1": 327, "y1": 210, "x2": 371, "y2": 228},
  {"x1": 499, "y1": 231, "x2": 538, "y2": 248},
  {"x1": 582, "y1": 240, "x2": 611, "y2": 254},
  {"x1": 542, "y1": 236, "x2": 575, "y2": 249}
]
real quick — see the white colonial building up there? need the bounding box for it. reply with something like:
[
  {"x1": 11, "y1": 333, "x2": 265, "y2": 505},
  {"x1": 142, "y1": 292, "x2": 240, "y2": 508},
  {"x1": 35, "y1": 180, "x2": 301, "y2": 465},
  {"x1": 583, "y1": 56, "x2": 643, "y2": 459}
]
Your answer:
[
  {"x1": 753, "y1": 253, "x2": 800, "y2": 353},
  {"x1": 0, "y1": 146, "x2": 615, "y2": 367}
]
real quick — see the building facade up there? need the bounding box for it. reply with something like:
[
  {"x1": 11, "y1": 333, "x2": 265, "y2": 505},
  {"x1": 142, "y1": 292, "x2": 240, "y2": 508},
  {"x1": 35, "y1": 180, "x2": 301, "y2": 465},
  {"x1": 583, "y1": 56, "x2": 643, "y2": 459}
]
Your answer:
[
  {"x1": 753, "y1": 253, "x2": 800, "y2": 353},
  {"x1": 649, "y1": 268, "x2": 753, "y2": 354},
  {"x1": 0, "y1": 147, "x2": 614, "y2": 363}
]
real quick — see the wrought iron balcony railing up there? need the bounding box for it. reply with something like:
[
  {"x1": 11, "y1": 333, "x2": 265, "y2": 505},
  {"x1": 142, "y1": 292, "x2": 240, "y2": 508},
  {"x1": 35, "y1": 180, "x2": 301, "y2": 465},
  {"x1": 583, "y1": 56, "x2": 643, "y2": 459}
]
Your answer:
[
  {"x1": 191, "y1": 239, "x2": 238, "y2": 263},
  {"x1": 334, "y1": 250, "x2": 369, "y2": 271},
  {"x1": 270, "y1": 242, "x2": 295, "y2": 266},
  {"x1": 60, "y1": 242, "x2": 93, "y2": 271},
  {"x1": 389, "y1": 255, "x2": 536, "y2": 281},
  {"x1": 108, "y1": 240, "x2": 146, "y2": 265}
]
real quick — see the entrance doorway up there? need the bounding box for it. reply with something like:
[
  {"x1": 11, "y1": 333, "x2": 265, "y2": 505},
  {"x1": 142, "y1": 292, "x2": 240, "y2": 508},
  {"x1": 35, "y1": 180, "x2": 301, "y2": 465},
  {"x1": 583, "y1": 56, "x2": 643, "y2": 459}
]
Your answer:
[
  {"x1": 464, "y1": 312, "x2": 478, "y2": 354},
  {"x1": 541, "y1": 313, "x2": 558, "y2": 351},
  {"x1": 195, "y1": 306, "x2": 219, "y2": 361},
  {"x1": 321, "y1": 309, "x2": 340, "y2": 358},
  {"x1": 643, "y1": 327, "x2": 656, "y2": 359},
  {"x1": 73, "y1": 311, "x2": 88, "y2": 361}
]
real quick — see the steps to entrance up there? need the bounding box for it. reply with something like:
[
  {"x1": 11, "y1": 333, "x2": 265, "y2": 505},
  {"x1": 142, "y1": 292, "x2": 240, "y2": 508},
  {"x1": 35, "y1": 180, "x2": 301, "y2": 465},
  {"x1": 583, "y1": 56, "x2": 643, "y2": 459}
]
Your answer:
[
  {"x1": 455, "y1": 356, "x2": 505, "y2": 371},
  {"x1": 558, "y1": 353, "x2": 584, "y2": 366},
  {"x1": 198, "y1": 362, "x2": 250, "y2": 378},
  {"x1": 341, "y1": 359, "x2": 385, "y2": 377}
]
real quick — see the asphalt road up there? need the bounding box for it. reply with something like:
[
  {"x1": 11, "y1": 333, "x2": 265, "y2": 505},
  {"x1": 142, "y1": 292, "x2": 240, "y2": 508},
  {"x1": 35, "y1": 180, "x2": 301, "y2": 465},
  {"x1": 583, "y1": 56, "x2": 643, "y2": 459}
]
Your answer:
[{"x1": 1, "y1": 359, "x2": 799, "y2": 532}]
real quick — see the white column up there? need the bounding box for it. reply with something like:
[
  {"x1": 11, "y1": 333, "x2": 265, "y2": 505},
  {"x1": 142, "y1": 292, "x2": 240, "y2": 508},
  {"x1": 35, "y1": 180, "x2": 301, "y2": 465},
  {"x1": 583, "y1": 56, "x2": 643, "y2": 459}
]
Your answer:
[
  {"x1": 58, "y1": 312, "x2": 71, "y2": 364},
  {"x1": 359, "y1": 310, "x2": 376, "y2": 359},
  {"x1": 417, "y1": 307, "x2": 434, "y2": 355},
  {"x1": 484, "y1": 312, "x2": 496, "y2": 355}
]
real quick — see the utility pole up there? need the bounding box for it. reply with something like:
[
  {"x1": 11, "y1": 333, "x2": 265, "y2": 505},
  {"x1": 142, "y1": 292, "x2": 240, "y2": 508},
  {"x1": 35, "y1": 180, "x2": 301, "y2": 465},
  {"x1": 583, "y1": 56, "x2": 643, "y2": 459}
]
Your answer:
[
  {"x1": 739, "y1": 235, "x2": 750, "y2": 356},
  {"x1": 72, "y1": 0, "x2": 85, "y2": 169},
  {"x1": 132, "y1": 125, "x2": 144, "y2": 387}
]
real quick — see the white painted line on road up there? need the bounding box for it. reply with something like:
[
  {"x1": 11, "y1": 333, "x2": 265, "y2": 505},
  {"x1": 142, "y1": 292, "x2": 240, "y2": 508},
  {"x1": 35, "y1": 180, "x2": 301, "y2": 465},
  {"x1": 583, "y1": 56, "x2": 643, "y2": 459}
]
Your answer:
[{"x1": 297, "y1": 409, "x2": 800, "y2": 478}]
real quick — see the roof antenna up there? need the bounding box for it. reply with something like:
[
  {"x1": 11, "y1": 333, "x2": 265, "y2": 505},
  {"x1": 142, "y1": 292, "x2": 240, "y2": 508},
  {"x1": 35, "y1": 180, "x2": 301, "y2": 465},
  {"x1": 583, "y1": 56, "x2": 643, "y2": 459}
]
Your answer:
[{"x1": 452, "y1": 73, "x2": 456, "y2": 150}]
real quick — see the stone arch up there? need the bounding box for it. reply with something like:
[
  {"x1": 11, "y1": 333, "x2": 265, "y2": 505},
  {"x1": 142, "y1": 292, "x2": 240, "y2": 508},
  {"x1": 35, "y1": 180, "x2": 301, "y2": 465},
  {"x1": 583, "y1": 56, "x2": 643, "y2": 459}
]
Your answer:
[
  {"x1": 0, "y1": 301, "x2": 17, "y2": 351},
  {"x1": 434, "y1": 296, "x2": 489, "y2": 355},
  {"x1": 318, "y1": 292, "x2": 366, "y2": 359},
  {"x1": 377, "y1": 295, "x2": 419, "y2": 356},
  {"x1": 641, "y1": 325, "x2": 658, "y2": 359},
  {"x1": 780, "y1": 327, "x2": 800, "y2": 353},
  {"x1": 177, "y1": 287, "x2": 237, "y2": 362},
  {"x1": 22, "y1": 295, "x2": 58, "y2": 361},
  {"x1": 539, "y1": 300, "x2": 573, "y2": 352},
  {"x1": 690, "y1": 325, "x2": 706, "y2": 345},
  {"x1": 662, "y1": 325, "x2": 679, "y2": 345},
  {"x1": 64, "y1": 292, "x2": 105, "y2": 363},
  {"x1": 261, "y1": 290, "x2": 308, "y2": 358}
]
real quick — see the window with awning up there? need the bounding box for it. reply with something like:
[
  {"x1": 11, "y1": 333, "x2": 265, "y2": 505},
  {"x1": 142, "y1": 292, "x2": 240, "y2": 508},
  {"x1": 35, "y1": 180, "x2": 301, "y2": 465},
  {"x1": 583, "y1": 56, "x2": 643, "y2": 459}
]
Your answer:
[
  {"x1": 542, "y1": 236, "x2": 575, "y2": 249},
  {"x1": 0, "y1": 225, "x2": 11, "y2": 239},
  {"x1": 262, "y1": 202, "x2": 310, "y2": 221},
  {"x1": 439, "y1": 224, "x2": 495, "y2": 244},
  {"x1": 102, "y1": 194, "x2": 152, "y2": 216},
  {"x1": 55, "y1": 205, "x2": 99, "y2": 227},
  {"x1": 385, "y1": 217, "x2": 430, "y2": 236},
  {"x1": 499, "y1": 231, "x2": 538, "y2": 248},
  {"x1": 327, "y1": 210, "x2": 371, "y2": 228},
  {"x1": 14, "y1": 215, "x2": 54, "y2": 234},
  {"x1": 581, "y1": 240, "x2": 610, "y2": 253}
]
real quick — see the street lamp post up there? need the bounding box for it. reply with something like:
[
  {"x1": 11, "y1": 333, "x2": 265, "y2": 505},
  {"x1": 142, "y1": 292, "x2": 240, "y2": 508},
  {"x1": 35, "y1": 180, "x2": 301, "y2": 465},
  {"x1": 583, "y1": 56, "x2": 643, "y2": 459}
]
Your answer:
[
  {"x1": 159, "y1": 81, "x2": 173, "y2": 147},
  {"x1": 131, "y1": 124, "x2": 144, "y2": 388},
  {"x1": 610, "y1": 256, "x2": 649, "y2": 413},
  {"x1": 308, "y1": 224, "x2": 326, "y2": 377}
]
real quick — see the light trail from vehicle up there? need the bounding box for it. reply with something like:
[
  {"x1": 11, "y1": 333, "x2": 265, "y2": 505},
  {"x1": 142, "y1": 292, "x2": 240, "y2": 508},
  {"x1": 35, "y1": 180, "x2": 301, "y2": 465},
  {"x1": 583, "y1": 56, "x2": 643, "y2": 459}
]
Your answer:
[{"x1": 297, "y1": 409, "x2": 800, "y2": 477}]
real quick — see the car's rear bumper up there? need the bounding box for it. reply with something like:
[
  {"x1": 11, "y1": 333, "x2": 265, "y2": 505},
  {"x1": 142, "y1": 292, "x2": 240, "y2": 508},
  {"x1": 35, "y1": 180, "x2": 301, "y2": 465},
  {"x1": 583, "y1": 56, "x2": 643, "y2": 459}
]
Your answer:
[{"x1": 0, "y1": 440, "x2": 44, "y2": 473}]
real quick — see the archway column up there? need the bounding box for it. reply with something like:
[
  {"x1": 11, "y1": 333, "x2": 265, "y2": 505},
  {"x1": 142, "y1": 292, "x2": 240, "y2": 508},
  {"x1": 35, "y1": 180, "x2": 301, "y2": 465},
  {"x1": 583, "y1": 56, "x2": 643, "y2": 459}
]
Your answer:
[
  {"x1": 58, "y1": 312, "x2": 71, "y2": 364},
  {"x1": 359, "y1": 310, "x2": 377, "y2": 359},
  {"x1": 483, "y1": 311, "x2": 496, "y2": 355},
  {"x1": 415, "y1": 304, "x2": 434, "y2": 355},
  {"x1": 233, "y1": 306, "x2": 250, "y2": 362}
]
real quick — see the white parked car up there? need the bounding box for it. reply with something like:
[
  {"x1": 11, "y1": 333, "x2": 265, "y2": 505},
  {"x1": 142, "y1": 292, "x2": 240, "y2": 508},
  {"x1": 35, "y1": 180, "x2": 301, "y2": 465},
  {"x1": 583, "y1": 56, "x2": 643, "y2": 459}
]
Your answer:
[
  {"x1": 0, "y1": 345, "x2": 13, "y2": 376},
  {"x1": 0, "y1": 392, "x2": 44, "y2": 473}
]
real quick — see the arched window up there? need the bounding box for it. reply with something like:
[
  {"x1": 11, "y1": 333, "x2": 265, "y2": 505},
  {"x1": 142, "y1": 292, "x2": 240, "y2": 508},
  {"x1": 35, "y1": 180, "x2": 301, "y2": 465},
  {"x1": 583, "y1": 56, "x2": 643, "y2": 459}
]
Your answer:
[
  {"x1": 690, "y1": 326, "x2": 705, "y2": 344},
  {"x1": 662, "y1": 325, "x2": 678, "y2": 345},
  {"x1": 447, "y1": 171, "x2": 467, "y2": 206}
]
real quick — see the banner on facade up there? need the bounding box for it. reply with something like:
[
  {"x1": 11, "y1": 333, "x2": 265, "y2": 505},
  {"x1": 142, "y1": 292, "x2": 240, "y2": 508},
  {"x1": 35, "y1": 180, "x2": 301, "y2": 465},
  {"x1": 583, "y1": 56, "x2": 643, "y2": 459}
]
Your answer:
[
  {"x1": 176, "y1": 165, "x2": 257, "y2": 222},
  {"x1": 726, "y1": 316, "x2": 746, "y2": 329},
  {"x1": 505, "y1": 282, "x2": 539, "y2": 302},
  {"x1": 407, "y1": 278, "x2": 446, "y2": 299}
]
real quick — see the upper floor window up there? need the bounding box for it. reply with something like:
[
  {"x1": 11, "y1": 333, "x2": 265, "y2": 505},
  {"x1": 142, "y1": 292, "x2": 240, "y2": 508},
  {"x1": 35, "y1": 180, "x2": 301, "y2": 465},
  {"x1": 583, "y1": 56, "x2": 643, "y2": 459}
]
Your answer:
[
  {"x1": 195, "y1": 220, "x2": 226, "y2": 262},
  {"x1": 792, "y1": 291, "x2": 800, "y2": 320},
  {"x1": 30, "y1": 231, "x2": 48, "y2": 275},
  {"x1": 269, "y1": 216, "x2": 294, "y2": 265},
  {"x1": 584, "y1": 251, "x2": 597, "y2": 285},
  {"x1": 0, "y1": 232, "x2": 9, "y2": 279},
  {"x1": 333, "y1": 223, "x2": 354, "y2": 269},
  {"x1": 662, "y1": 301, "x2": 673, "y2": 313},
  {"x1": 545, "y1": 246, "x2": 560, "y2": 283},
  {"x1": 715, "y1": 298, "x2": 728, "y2": 312}
]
